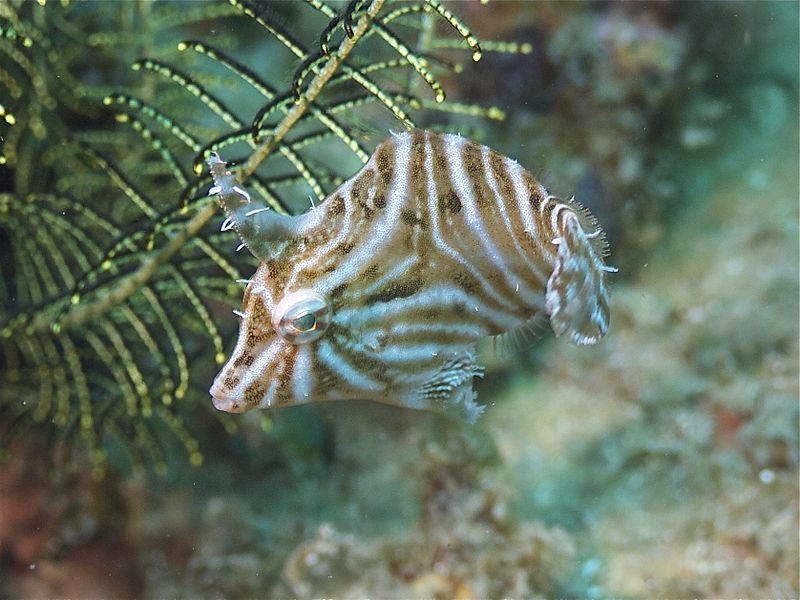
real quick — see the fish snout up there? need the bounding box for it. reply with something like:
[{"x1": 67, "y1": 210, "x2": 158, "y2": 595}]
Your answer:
[{"x1": 209, "y1": 377, "x2": 246, "y2": 413}]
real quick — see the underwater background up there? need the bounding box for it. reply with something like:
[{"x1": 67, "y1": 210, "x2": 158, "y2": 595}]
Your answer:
[{"x1": 0, "y1": 1, "x2": 798, "y2": 597}]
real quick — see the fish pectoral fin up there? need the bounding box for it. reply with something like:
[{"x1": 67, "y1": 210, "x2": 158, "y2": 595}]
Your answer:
[
  {"x1": 546, "y1": 211, "x2": 612, "y2": 345},
  {"x1": 403, "y1": 350, "x2": 486, "y2": 422}
]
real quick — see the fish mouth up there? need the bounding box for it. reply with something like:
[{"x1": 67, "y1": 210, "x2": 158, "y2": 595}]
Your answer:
[{"x1": 209, "y1": 380, "x2": 245, "y2": 413}]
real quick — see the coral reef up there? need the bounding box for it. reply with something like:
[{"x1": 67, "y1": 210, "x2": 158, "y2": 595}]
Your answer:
[{"x1": 1, "y1": 1, "x2": 797, "y2": 598}]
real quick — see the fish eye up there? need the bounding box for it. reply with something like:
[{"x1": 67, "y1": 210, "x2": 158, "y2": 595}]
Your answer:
[
  {"x1": 292, "y1": 312, "x2": 317, "y2": 332},
  {"x1": 272, "y1": 289, "x2": 331, "y2": 344}
]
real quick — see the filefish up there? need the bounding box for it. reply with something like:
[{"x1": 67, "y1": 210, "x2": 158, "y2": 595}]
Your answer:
[{"x1": 207, "y1": 130, "x2": 615, "y2": 420}]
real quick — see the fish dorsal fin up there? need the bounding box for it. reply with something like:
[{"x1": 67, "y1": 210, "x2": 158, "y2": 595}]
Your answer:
[{"x1": 207, "y1": 153, "x2": 296, "y2": 262}]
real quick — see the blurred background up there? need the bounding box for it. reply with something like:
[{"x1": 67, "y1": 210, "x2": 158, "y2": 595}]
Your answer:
[{"x1": 0, "y1": 1, "x2": 797, "y2": 597}]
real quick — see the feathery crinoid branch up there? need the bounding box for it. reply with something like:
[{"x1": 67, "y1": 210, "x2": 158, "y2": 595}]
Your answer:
[{"x1": 0, "y1": 0, "x2": 529, "y2": 475}]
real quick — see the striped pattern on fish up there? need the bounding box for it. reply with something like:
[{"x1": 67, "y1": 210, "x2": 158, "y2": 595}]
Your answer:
[{"x1": 207, "y1": 130, "x2": 614, "y2": 420}]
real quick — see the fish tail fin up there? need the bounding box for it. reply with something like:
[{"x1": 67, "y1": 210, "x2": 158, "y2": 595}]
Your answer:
[{"x1": 546, "y1": 210, "x2": 615, "y2": 345}]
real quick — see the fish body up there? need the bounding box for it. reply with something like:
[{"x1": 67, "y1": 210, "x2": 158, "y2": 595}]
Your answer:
[{"x1": 208, "y1": 130, "x2": 613, "y2": 419}]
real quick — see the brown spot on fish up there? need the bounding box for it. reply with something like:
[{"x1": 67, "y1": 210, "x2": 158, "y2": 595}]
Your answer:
[
  {"x1": 330, "y1": 283, "x2": 347, "y2": 298},
  {"x1": 265, "y1": 261, "x2": 282, "y2": 280},
  {"x1": 401, "y1": 209, "x2": 424, "y2": 228},
  {"x1": 365, "y1": 278, "x2": 423, "y2": 304},
  {"x1": 440, "y1": 190, "x2": 462, "y2": 214},
  {"x1": 336, "y1": 241, "x2": 355, "y2": 255},
  {"x1": 233, "y1": 354, "x2": 255, "y2": 368},
  {"x1": 489, "y1": 151, "x2": 515, "y2": 202},
  {"x1": 462, "y1": 141, "x2": 482, "y2": 176},
  {"x1": 330, "y1": 194, "x2": 345, "y2": 216},
  {"x1": 376, "y1": 143, "x2": 394, "y2": 184},
  {"x1": 453, "y1": 271, "x2": 477, "y2": 293},
  {"x1": 244, "y1": 384, "x2": 265, "y2": 407}
]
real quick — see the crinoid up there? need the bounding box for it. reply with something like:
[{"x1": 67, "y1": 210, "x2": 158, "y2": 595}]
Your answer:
[{"x1": 0, "y1": 0, "x2": 529, "y2": 475}]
